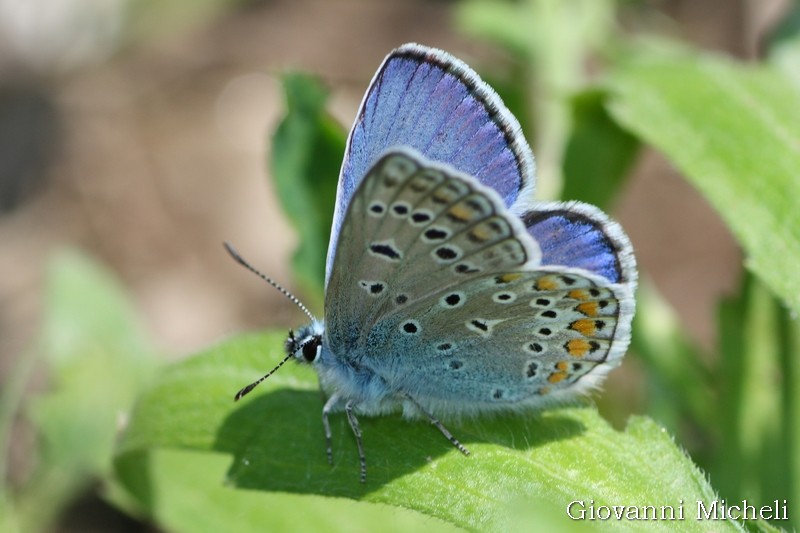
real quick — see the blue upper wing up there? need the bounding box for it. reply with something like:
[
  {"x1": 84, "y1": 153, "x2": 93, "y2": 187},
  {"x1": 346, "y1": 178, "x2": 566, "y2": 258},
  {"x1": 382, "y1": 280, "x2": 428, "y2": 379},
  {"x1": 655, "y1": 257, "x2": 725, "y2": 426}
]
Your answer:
[
  {"x1": 521, "y1": 202, "x2": 637, "y2": 285},
  {"x1": 326, "y1": 43, "x2": 535, "y2": 284}
]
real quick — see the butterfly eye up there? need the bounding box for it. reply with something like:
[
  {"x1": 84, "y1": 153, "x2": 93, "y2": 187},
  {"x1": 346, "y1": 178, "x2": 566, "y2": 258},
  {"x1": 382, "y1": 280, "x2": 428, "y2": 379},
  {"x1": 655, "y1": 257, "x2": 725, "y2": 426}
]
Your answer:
[{"x1": 301, "y1": 335, "x2": 322, "y2": 362}]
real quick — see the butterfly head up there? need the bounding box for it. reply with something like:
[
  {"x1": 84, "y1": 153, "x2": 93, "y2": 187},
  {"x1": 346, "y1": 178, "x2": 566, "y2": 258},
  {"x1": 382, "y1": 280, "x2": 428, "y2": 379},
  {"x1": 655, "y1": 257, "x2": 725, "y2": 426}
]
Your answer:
[
  {"x1": 224, "y1": 242, "x2": 327, "y2": 400},
  {"x1": 286, "y1": 321, "x2": 324, "y2": 364}
]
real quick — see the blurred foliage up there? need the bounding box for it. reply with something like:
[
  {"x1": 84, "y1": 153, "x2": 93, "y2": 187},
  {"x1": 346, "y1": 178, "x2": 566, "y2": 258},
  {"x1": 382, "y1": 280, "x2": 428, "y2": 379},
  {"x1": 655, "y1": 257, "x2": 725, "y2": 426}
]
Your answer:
[
  {"x1": 714, "y1": 273, "x2": 799, "y2": 514},
  {"x1": 1, "y1": 252, "x2": 158, "y2": 532},
  {"x1": 767, "y1": 2, "x2": 800, "y2": 98},
  {"x1": 607, "y1": 44, "x2": 800, "y2": 317},
  {"x1": 562, "y1": 89, "x2": 640, "y2": 209},
  {"x1": 4, "y1": 0, "x2": 800, "y2": 532},
  {"x1": 605, "y1": 48, "x2": 800, "y2": 521},
  {"x1": 125, "y1": 0, "x2": 247, "y2": 47},
  {"x1": 456, "y1": 0, "x2": 617, "y2": 199},
  {"x1": 270, "y1": 73, "x2": 345, "y2": 307}
]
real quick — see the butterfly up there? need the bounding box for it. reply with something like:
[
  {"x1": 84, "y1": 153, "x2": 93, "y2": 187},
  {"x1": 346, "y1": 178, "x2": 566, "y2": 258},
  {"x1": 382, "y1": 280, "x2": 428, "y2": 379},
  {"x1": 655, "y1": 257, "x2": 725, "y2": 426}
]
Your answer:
[{"x1": 230, "y1": 43, "x2": 637, "y2": 483}]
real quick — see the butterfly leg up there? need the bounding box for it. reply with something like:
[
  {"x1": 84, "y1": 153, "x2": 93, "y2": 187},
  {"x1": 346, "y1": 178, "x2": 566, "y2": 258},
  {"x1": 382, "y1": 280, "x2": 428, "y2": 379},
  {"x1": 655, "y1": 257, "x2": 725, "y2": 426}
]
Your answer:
[
  {"x1": 322, "y1": 393, "x2": 342, "y2": 466},
  {"x1": 344, "y1": 400, "x2": 368, "y2": 483},
  {"x1": 405, "y1": 394, "x2": 470, "y2": 456}
]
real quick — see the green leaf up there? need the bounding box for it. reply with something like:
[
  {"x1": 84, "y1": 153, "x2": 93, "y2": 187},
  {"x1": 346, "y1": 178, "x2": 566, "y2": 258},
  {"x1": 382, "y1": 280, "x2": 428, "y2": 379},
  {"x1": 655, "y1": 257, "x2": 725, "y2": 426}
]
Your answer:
[
  {"x1": 114, "y1": 332, "x2": 740, "y2": 532},
  {"x1": 714, "y1": 273, "x2": 800, "y2": 521},
  {"x1": 270, "y1": 73, "x2": 346, "y2": 305},
  {"x1": 113, "y1": 449, "x2": 461, "y2": 533},
  {"x1": 630, "y1": 282, "x2": 713, "y2": 444},
  {"x1": 12, "y1": 250, "x2": 158, "y2": 532},
  {"x1": 33, "y1": 251, "x2": 157, "y2": 472},
  {"x1": 562, "y1": 89, "x2": 639, "y2": 208},
  {"x1": 606, "y1": 49, "x2": 800, "y2": 315}
]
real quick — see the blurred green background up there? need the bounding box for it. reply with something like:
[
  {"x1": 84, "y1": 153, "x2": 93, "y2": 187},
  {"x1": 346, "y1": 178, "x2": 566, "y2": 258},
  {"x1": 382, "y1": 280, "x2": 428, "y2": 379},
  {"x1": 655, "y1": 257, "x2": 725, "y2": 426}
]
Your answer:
[{"x1": 1, "y1": 0, "x2": 799, "y2": 531}]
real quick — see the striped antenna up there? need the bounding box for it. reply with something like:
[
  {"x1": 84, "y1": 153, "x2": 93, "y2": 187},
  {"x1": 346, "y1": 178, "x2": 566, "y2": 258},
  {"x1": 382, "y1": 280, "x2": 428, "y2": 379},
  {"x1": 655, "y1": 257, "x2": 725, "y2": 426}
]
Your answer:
[
  {"x1": 233, "y1": 335, "x2": 318, "y2": 401},
  {"x1": 223, "y1": 241, "x2": 316, "y2": 322}
]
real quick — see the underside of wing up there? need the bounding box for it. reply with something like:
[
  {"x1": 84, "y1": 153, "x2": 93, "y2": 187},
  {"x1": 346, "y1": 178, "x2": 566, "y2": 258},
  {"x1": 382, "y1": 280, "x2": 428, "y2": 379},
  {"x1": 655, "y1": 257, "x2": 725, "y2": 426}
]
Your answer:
[
  {"x1": 325, "y1": 149, "x2": 539, "y2": 352},
  {"x1": 382, "y1": 268, "x2": 634, "y2": 414},
  {"x1": 324, "y1": 150, "x2": 635, "y2": 414}
]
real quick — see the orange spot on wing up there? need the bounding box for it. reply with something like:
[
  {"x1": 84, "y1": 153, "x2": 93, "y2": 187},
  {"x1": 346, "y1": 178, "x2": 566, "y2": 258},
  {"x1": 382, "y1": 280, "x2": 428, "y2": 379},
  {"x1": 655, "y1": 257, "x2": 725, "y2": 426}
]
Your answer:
[
  {"x1": 469, "y1": 226, "x2": 491, "y2": 242},
  {"x1": 536, "y1": 276, "x2": 558, "y2": 291},
  {"x1": 432, "y1": 191, "x2": 451, "y2": 203},
  {"x1": 566, "y1": 339, "x2": 590, "y2": 357},
  {"x1": 497, "y1": 273, "x2": 522, "y2": 284},
  {"x1": 570, "y1": 319, "x2": 597, "y2": 336},
  {"x1": 447, "y1": 204, "x2": 472, "y2": 222},
  {"x1": 547, "y1": 361, "x2": 570, "y2": 383},
  {"x1": 576, "y1": 302, "x2": 599, "y2": 317},
  {"x1": 568, "y1": 289, "x2": 589, "y2": 300}
]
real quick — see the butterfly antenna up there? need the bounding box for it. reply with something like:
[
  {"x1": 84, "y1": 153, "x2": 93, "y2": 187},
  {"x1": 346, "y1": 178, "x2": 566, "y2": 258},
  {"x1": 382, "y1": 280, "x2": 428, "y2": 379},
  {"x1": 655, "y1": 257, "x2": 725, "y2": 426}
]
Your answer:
[
  {"x1": 223, "y1": 241, "x2": 316, "y2": 322},
  {"x1": 233, "y1": 336, "x2": 315, "y2": 401},
  {"x1": 234, "y1": 352, "x2": 292, "y2": 400}
]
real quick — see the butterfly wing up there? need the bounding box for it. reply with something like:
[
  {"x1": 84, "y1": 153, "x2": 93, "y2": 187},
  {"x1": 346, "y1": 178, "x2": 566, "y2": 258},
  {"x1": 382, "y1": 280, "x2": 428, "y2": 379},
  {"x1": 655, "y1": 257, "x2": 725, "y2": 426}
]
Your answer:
[
  {"x1": 522, "y1": 203, "x2": 636, "y2": 285},
  {"x1": 326, "y1": 43, "x2": 536, "y2": 285},
  {"x1": 324, "y1": 150, "x2": 635, "y2": 415}
]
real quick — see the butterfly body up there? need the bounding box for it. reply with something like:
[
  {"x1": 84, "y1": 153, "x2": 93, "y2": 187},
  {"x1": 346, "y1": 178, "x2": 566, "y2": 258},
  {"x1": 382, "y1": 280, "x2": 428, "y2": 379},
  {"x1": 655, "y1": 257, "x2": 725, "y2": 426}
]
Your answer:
[{"x1": 234, "y1": 43, "x2": 636, "y2": 481}]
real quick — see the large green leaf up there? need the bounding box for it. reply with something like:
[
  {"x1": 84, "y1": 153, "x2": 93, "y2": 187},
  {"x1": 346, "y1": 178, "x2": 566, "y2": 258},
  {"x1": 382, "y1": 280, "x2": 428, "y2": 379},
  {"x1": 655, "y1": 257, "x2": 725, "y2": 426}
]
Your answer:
[
  {"x1": 114, "y1": 332, "x2": 740, "y2": 532},
  {"x1": 606, "y1": 49, "x2": 800, "y2": 315}
]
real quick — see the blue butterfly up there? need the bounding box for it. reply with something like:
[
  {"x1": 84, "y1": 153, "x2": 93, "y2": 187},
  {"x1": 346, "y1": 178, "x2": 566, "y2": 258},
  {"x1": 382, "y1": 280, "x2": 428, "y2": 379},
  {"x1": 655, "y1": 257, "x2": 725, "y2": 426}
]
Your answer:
[{"x1": 231, "y1": 43, "x2": 637, "y2": 483}]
